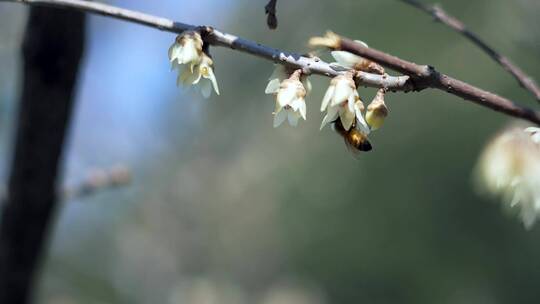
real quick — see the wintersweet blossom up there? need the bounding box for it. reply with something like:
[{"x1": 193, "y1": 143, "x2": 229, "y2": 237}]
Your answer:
[
  {"x1": 320, "y1": 73, "x2": 369, "y2": 132},
  {"x1": 169, "y1": 31, "x2": 220, "y2": 98},
  {"x1": 333, "y1": 53, "x2": 386, "y2": 75},
  {"x1": 168, "y1": 31, "x2": 203, "y2": 70},
  {"x1": 175, "y1": 53, "x2": 220, "y2": 98},
  {"x1": 265, "y1": 65, "x2": 312, "y2": 95},
  {"x1": 330, "y1": 40, "x2": 369, "y2": 69},
  {"x1": 265, "y1": 70, "x2": 307, "y2": 127},
  {"x1": 330, "y1": 41, "x2": 385, "y2": 75},
  {"x1": 331, "y1": 50, "x2": 367, "y2": 69},
  {"x1": 476, "y1": 126, "x2": 540, "y2": 229}
]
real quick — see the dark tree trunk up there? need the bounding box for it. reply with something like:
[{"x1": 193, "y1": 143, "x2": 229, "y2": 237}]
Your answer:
[{"x1": 0, "y1": 7, "x2": 86, "y2": 304}]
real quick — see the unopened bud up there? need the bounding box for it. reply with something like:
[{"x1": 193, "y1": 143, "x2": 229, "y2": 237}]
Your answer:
[{"x1": 366, "y1": 89, "x2": 388, "y2": 130}]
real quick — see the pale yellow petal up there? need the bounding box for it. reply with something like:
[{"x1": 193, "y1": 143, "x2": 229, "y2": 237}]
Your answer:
[
  {"x1": 206, "y1": 68, "x2": 220, "y2": 95},
  {"x1": 354, "y1": 39, "x2": 369, "y2": 48},
  {"x1": 265, "y1": 78, "x2": 281, "y2": 94},
  {"x1": 168, "y1": 43, "x2": 182, "y2": 62},
  {"x1": 268, "y1": 65, "x2": 284, "y2": 81},
  {"x1": 339, "y1": 107, "x2": 355, "y2": 130},
  {"x1": 200, "y1": 79, "x2": 212, "y2": 98},
  {"x1": 347, "y1": 93, "x2": 356, "y2": 113},
  {"x1": 331, "y1": 80, "x2": 353, "y2": 106},
  {"x1": 331, "y1": 51, "x2": 363, "y2": 68},
  {"x1": 303, "y1": 78, "x2": 312, "y2": 94},
  {"x1": 181, "y1": 67, "x2": 200, "y2": 85},
  {"x1": 277, "y1": 86, "x2": 296, "y2": 107},
  {"x1": 320, "y1": 85, "x2": 335, "y2": 112},
  {"x1": 287, "y1": 110, "x2": 300, "y2": 127},
  {"x1": 320, "y1": 106, "x2": 339, "y2": 130},
  {"x1": 356, "y1": 113, "x2": 371, "y2": 135},
  {"x1": 273, "y1": 109, "x2": 287, "y2": 128},
  {"x1": 290, "y1": 98, "x2": 306, "y2": 120}
]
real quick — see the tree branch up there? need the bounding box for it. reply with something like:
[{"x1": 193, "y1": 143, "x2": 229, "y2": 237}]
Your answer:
[
  {"x1": 0, "y1": 0, "x2": 538, "y2": 125},
  {"x1": 398, "y1": 0, "x2": 540, "y2": 103},
  {"x1": 63, "y1": 165, "x2": 131, "y2": 201},
  {"x1": 0, "y1": 0, "x2": 408, "y2": 91},
  {"x1": 0, "y1": 6, "x2": 85, "y2": 303},
  {"x1": 0, "y1": 165, "x2": 131, "y2": 203},
  {"x1": 336, "y1": 36, "x2": 540, "y2": 125}
]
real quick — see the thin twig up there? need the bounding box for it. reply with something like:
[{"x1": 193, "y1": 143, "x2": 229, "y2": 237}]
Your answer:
[
  {"x1": 398, "y1": 0, "x2": 540, "y2": 103},
  {"x1": 0, "y1": 0, "x2": 538, "y2": 125},
  {"x1": 0, "y1": 165, "x2": 132, "y2": 203},
  {"x1": 63, "y1": 165, "x2": 131, "y2": 201},
  {"x1": 336, "y1": 36, "x2": 540, "y2": 125},
  {"x1": 265, "y1": 0, "x2": 278, "y2": 29}
]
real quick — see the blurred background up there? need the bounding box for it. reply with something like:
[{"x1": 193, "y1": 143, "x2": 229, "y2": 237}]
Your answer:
[{"x1": 1, "y1": 0, "x2": 540, "y2": 303}]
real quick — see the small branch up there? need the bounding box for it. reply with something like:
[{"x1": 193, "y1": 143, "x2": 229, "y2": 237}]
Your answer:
[
  {"x1": 336, "y1": 36, "x2": 540, "y2": 125},
  {"x1": 0, "y1": 165, "x2": 132, "y2": 203},
  {"x1": 0, "y1": 0, "x2": 407, "y2": 91},
  {"x1": 398, "y1": 0, "x2": 540, "y2": 103},
  {"x1": 265, "y1": 0, "x2": 278, "y2": 29},
  {"x1": 63, "y1": 165, "x2": 131, "y2": 201}
]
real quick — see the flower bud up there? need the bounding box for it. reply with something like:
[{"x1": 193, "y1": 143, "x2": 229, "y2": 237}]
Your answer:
[{"x1": 366, "y1": 89, "x2": 388, "y2": 130}]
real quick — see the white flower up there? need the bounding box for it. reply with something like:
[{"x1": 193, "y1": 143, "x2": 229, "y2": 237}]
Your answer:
[
  {"x1": 169, "y1": 32, "x2": 220, "y2": 98},
  {"x1": 265, "y1": 65, "x2": 312, "y2": 95},
  {"x1": 195, "y1": 55, "x2": 220, "y2": 97},
  {"x1": 265, "y1": 70, "x2": 307, "y2": 128},
  {"x1": 330, "y1": 41, "x2": 385, "y2": 75},
  {"x1": 174, "y1": 53, "x2": 220, "y2": 98},
  {"x1": 330, "y1": 41, "x2": 369, "y2": 69},
  {"x1": 168, "y1": 31, "x2": 203, "y2": 70},
  {"x1": 331, "y1": 50, "x2": 365, "y2": 69},
  {"x1": 320, "y1": 74, "x2": 370, "y2": 133},
  {"x1": 476, "y1": 126, "x2": 540, "y2": 229}
]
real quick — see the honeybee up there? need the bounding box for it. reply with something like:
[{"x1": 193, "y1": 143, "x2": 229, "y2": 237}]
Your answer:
[{"x1": 332, "y1": 119, "x2": 372, "y2": 153}]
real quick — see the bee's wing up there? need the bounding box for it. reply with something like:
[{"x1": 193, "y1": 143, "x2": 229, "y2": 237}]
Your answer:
[{"x1": 343, "y1": 137, "x2": 363, "y2": 159}]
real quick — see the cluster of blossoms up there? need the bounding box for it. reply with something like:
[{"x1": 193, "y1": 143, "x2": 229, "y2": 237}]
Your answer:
[
  {"x1": 169, "y1": 31, "x2": 219, "y2": 98},
  {"x1": 263, "y1": 45, "x2": 389, "y2": 152},
  {"x1": 477, "y1": 126, "x2": 540, "y2": 228},
  {"x1": 169, "y1": 31, "x2": 388, "y2": 152}
]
